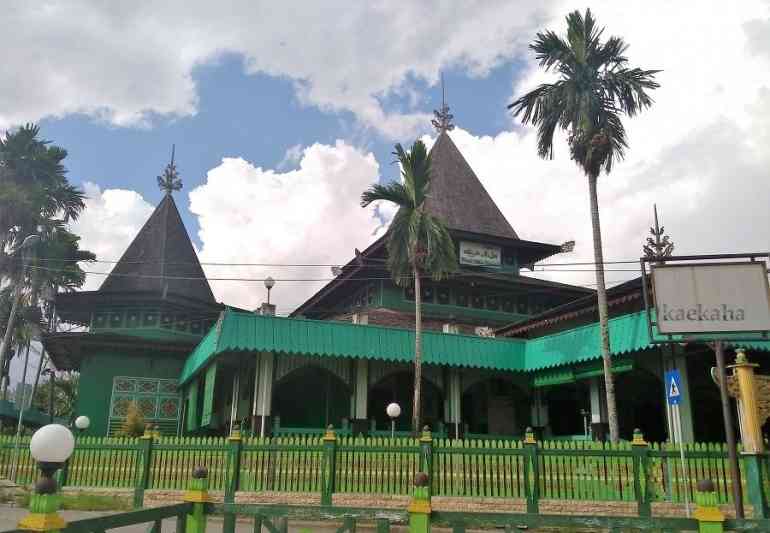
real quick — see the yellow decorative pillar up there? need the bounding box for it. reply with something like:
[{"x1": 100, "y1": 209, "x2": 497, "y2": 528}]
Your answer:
[
  {"x1": 728, "y1": 349, "x2": 768, "y2": 518},
  {"x1": 729, "y1": 349, "x2": 763, "y2": 453}
]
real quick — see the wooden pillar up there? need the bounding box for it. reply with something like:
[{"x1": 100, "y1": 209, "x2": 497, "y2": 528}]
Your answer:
[
  {"x1": 589, "y1": 377, "x2": 608, "y2": 440},
  {"x1": 447, "y1": 369, "x2": 461, "y2": 438},
  {"x1": 252, "y1": 351, "x2": 274, "y2": 438},
  {"x1": 354, "y1": 359, "x2": 368, "y2": 420},
  {"x1": 530, "y1": 388, "x2": 549, "y2": 439}
]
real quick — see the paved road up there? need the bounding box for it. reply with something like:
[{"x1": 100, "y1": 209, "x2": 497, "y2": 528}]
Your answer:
[{"x1": 0, "y1": 507, "x2": 413, "y2": 532}]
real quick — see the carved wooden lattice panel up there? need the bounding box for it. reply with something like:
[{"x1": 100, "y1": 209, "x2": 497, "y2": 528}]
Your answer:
[{"x1": 108, "y1": 376, "x2": 180, "y2": 435}]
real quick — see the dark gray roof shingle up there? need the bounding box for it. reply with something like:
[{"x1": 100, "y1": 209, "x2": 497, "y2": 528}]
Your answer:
[
  {"x1": 98, "y1": 194, "x2": 216, "y2": 303},
  {"x1": 425, "y1": 131, "x2": 518, "y2": 239}
]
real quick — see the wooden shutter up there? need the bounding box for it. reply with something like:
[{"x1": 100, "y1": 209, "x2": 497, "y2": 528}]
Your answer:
[
  {"x1": 186, "y1": 381, "x2": 199, "y2": 431},
  {"x1": 201, "y1": 363, "x2": 217, "y2": 427}
]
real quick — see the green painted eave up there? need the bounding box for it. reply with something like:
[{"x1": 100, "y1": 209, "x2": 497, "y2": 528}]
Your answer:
[
  {"x1": 523, "y1": 310, "x2": 655, "y2": 372},
  {"x1": 94, "y1": 326, "x2": 203, "y2": 343},
  {"x1": 163, "y1": 305, "x2": 770, "y2": 388},
  {"x1": 180, "y1": 309, "x2": 527, "y2": 384}
]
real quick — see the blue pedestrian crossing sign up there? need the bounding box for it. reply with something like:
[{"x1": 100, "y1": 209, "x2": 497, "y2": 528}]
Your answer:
[{"x1": 665, "y1": 370, "x2": 682, "y2": 406}]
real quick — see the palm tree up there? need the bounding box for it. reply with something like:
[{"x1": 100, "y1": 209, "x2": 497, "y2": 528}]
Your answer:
[
  {"x1": 0, "y1": 123, "x2": 86, "y2": 252},
  {"x1": 361, "y1": 140, "x2": 456, "y2": 432},
  {"x1": 509, "y1": 9, "x2": 660, "y2": 442}
]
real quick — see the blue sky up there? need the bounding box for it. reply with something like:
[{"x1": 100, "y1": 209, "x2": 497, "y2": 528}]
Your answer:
[
  {"x1": 2, "y1": 0, "x2": 769, "y2": 315},
  {"x1": 39, "y1": 55, "x2": 524, "y2": 247},
  {"x1": 4, "y1": 1, "x2": 770, "y2": 387}
]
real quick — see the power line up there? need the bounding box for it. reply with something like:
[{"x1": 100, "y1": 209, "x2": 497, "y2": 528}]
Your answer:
[{"x1": 25, "y1": 256, "x2": 647, "y2": 268}]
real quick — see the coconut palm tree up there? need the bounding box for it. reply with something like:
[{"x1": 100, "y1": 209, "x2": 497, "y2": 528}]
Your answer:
[
  {"x1": 361, "y1": 140, "x2": 456, "y2": 432},
  {"x1": 509, "y1": 9, "x2": 660, "y2": 442},
  {"x1": 0, "y1": 123, "x2": 86, "y2": 252}
]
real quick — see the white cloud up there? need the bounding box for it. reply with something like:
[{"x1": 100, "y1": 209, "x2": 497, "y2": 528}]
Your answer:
[
  {"x1": 0, "y1": 1, "x2": 552, "y2": 137},
  {"x1": 189, "y1": 141, "x2": 384, "y2": 312},
  {"x1": 69, "y1": 182, "x2": 155, "y2": 290}
]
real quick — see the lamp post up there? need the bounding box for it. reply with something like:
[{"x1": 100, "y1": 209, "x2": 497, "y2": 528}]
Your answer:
[
  {"x1": 386, "y1": 402, "x2": 401, "y2": 439},
  {"x1": 18, "y1": 424, "x2": 74, "y2": 531},
  {"x1": 264, "y1": 277, "x2": 275, "y2": 305},
  {"x1": 0, "y1": 234, "x2": 40, "y2": 401},
  {"x1": 41, "y1": 368, "x2": 55, "y2": 423}
]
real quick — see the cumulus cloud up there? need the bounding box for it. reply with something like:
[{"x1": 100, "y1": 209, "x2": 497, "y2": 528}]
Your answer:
[
  {"x1": 420, "y1": 0, "x2": 770, "y2": 290},
  {"x1": 69, "y1": 182, "x2": 155, "y2": 290},
  {"x1": 189, "y1": 141, "x2": 385, "y2": 312},
  {"x1": 0, "y1": 0, "x2": 552, "y2": 137}
]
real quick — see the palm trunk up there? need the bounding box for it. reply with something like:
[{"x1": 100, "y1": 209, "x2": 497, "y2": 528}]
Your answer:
[
  {"x1": 412, "y1": 265, "x2": 422, "y2": 434},
  {"x1": 588, "y1": 173, "x2": 619, "y2": 443}
]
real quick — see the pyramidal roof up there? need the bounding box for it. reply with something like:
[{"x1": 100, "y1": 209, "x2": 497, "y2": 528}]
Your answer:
[
  {"x1": 425, "y1": 131, "x2": 518, "y2": 240},
  {"x1": 98, "y1": 193, "x2": 216, "y2": 303}
]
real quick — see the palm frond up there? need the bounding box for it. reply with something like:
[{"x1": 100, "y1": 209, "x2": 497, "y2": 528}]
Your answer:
[
  {"x1": 603, "y1": 68, "x2": 661, "y2": 116},
  {"x1": 361, "y1": 181, "x2": 412, "y2": 208},
  {"x1": 530, "y1": 30, "x2": 574, "y2": 71}
]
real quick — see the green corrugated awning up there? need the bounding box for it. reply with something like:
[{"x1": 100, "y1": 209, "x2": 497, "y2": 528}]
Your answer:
[
  {"x1": 179, "y1": 308, "x2": 527, "y2": 384},
  {"x1": 523, "y1": 311, "x2": 654, "y2": 372}
]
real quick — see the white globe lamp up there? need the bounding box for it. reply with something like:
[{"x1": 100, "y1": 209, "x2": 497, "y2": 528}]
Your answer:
[
  {"x1": 386, "y1": 402, "x2": 401, "y2": 419},
  {"x1": 386, "y1": 402, "x2": 401, "y2": 439},
  {"x1": 28, "y1": 424, "x2": 75, "y2": 497},
  {"x1": 74, "y1": 415, "x2": 90, "y2": 432}
]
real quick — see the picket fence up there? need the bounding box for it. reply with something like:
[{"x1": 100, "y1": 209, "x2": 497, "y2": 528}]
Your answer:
[{"x1": 0, "y1": 430, "x2": 761, "y2": 511}]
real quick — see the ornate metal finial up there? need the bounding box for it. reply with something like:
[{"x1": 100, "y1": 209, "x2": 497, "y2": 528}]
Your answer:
[
  {"x1": 431, "y1": 74, "x2": 455, "y2": 133},
  {"x1": 643, "y1": 204, "x2": 674, "y2": 260},
  {"x1": 157, "y1": 144, "x2": 183, "y2": 195}
]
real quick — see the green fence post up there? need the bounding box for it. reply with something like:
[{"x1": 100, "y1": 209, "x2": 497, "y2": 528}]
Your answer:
[
  {"x1": 321, "y1": 425, "x2": 337, "y2": 506},
  {"x1": 694, "y1": 479, "x2": 725, "y2": 533},
  {"x1": 632, "y1": 429, "x2": 651, "y2": 517},
  {"x1": 133, "y1": 425, "x2": 154, "y2": 508},
  {"x1": 743, "y1": 452, "x2": 768, "y2": 518},
  {"x1": 523, "y1": 427, "x2": 539, "y2": 514},
  {"x1": 408, "y1": 472, "x2": 431, "y2": 533},
  {"x1": 183, "y1": 466, "x2": 210, "y2": 533},
  {"x1": 223, "y1": 425, "x2": 243, "y2": 533},
  {"x1": 419, "y1": 426, "x2": 433, "y2": 497}
]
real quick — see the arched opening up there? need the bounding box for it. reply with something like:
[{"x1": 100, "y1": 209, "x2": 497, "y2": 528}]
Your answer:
[
  {"x1": 368, "y1": 371, "x2": 444, "y2": 432},
  {"x1": 461, "y1": 377, "x2": 530, "y2": 436},
  {"x1": 615, "y1": 369, "x2": 667, "y2": 443},
  {"x1": 272, "y1": 365, "x2": 350, "y2": 429},
  {"x1": 546, "y1": 382, "x2": 590, "y2": 437}
]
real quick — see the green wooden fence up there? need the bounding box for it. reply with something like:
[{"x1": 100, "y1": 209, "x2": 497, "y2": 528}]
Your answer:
[{"x1": 0, "y1": 430, "x2": 761, "y2": 512}]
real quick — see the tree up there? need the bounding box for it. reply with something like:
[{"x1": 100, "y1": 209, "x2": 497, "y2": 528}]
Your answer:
[
  {"x1": 32, "y1": 371, "x2": 78, "y2": 420},
  {"x1": 509, "y1": 9, "x2": 660, "y2": 442},
  {"x1": 0, "y1": 124, "x2": 93, "y2": 399},
  {"x1": 361, "y1": 140, "x2": 457, "y2": 432}
]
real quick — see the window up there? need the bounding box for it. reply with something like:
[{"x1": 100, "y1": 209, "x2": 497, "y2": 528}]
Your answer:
[
  {"x1": 109, "y1": 312, "x2": 123, "y2": 328},
  {"x1": 405, "y1": 286, "x2": 415, "y2": 301},
  {"x1": 455, "y1": 291, "x2": 469, "y2": 307},
  {"x1": 108, "y1": 376, "x2": 180, "y2": 436}
]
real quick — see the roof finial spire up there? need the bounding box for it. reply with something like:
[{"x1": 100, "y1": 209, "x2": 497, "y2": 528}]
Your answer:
[
  {"x1": 431, "y1": 73, "x2": 455, "y2": 133},
  {"x1": 157, "y1": 144, "x2": 183, "y2": 195},
  {"x1": 643, "y1": 203, "x2": 674, "y2": 260}
]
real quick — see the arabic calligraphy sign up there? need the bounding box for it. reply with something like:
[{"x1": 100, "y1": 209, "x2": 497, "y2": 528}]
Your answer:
[{"x1": 459, "y1": 241, "x2": 501, "y2": 267}]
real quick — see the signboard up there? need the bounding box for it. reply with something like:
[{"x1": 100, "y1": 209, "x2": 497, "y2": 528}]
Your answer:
[
  {"x1": 459, "y1": 241, "x2": 501, "y2": 267},
  {"x1": 665, "y1": 369, "x2": 682, "y2": 406},
  {"x1": 651, "y1": 262, "x2": 770, "y2": 334}
]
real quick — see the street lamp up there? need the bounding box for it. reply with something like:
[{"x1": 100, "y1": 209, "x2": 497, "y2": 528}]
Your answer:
[
  {"x1": 264, "y1": 277, "x2": 275, "y2": 305},
  {"x1": 18, "y1": 424, "x2": 75, "y2": 530},
  {"x1": 41, "y1": 368, "x2": 55, "y2": 423},
  {"x1": 0, "y1": 234, "x2": 40, "y2": 402},
  {"x1": 386, "y1": 402, "x2": 401, "y2": 439}
]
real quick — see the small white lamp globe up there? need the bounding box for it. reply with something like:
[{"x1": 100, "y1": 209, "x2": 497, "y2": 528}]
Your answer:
[
  {"x1": 386, "y1": 402, "x2": 401, "y2": 419},
  {"x1": 74, "y1": 415, "x2": 90, "y2": 431},
  {"x1": 30, "y1": 424, "x2": 75, "y2": 464}
]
